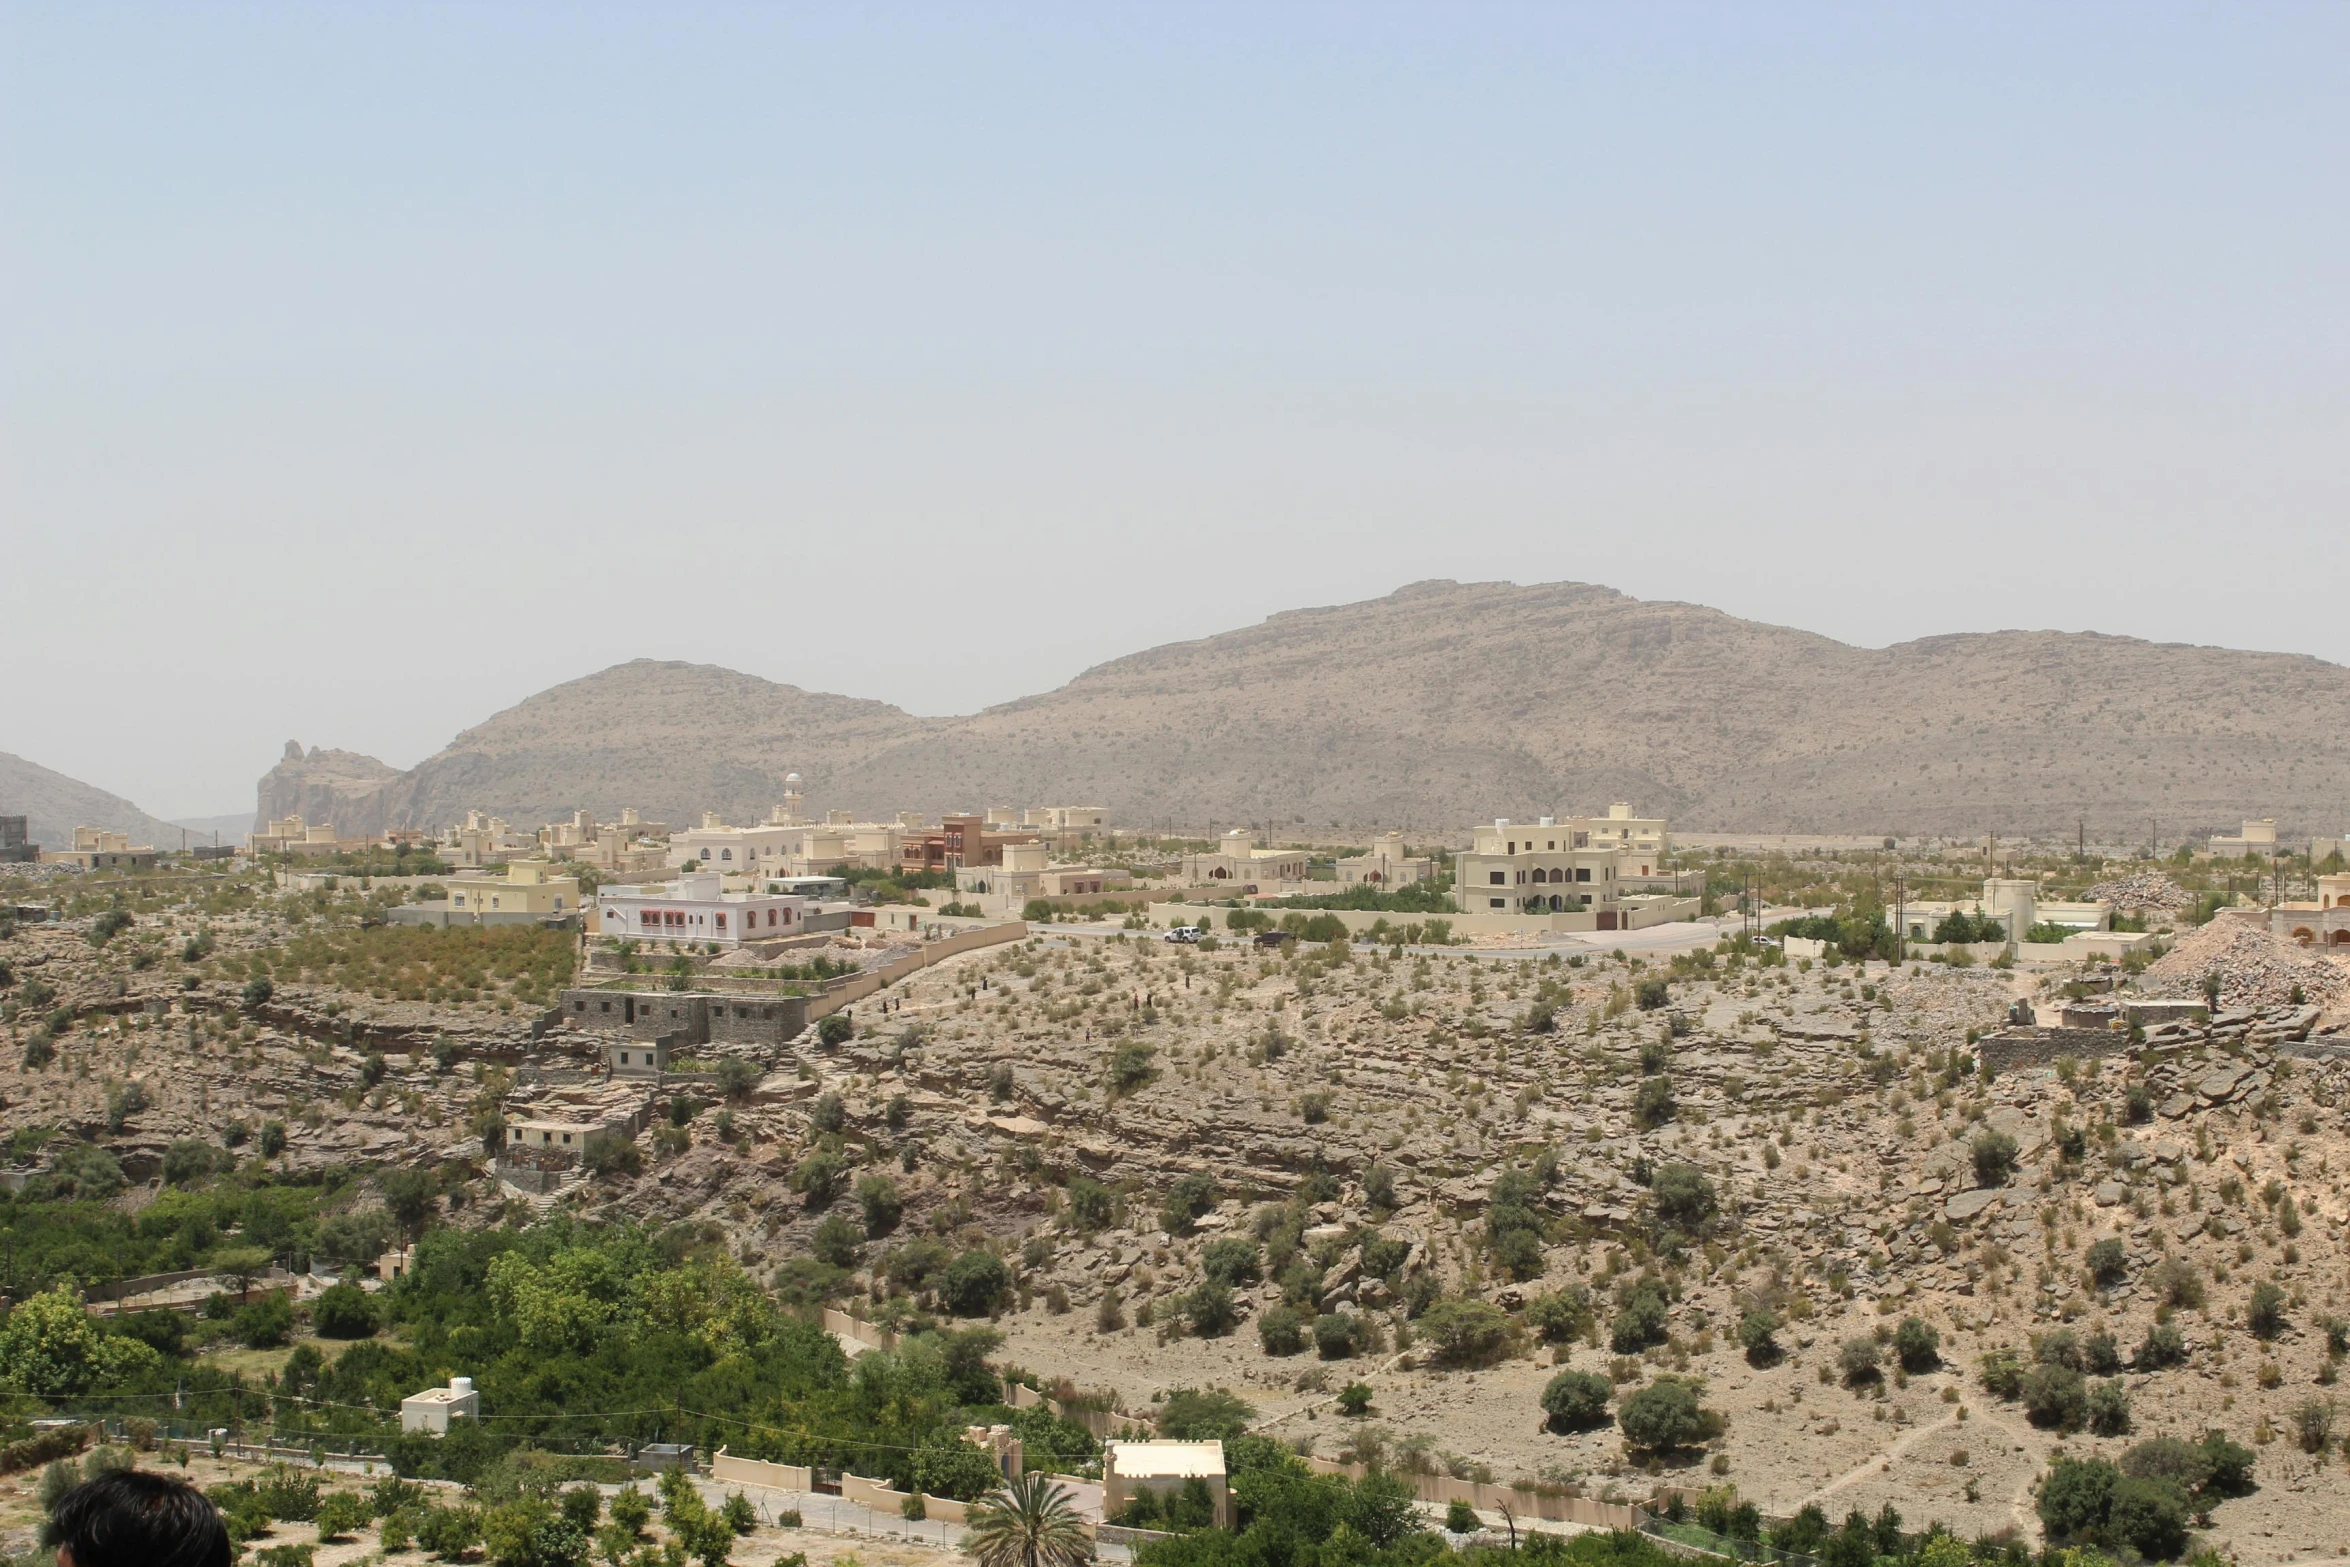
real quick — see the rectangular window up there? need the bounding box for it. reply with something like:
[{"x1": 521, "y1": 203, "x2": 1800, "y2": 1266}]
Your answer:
[
  {"x1": 1488, "y1": 871, "x2": 1505, "y2": 885},
  {"x1": 716, "y1": 913, "x2": 727, "y2": 930},
  {"x1": 1489, "y1": 897, "x2": 1505, "y2": 908},
  {"x1": 1576, "y1": 868, "x2": 1591, "y2": 882}
]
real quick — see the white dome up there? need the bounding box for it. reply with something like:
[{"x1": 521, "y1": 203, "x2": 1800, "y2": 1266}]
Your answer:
[{"x1": 784, "y1": 772, "x2": 803, "y2": 785}]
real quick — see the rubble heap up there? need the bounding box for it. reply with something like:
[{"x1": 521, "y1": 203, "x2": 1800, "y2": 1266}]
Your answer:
[
  {"x1": 2082, "y1": 871, "x2": 2191, "y2": 917},
  {"x1": 2143, "y1": 919, "x2": 2350, "y2": 1010}
]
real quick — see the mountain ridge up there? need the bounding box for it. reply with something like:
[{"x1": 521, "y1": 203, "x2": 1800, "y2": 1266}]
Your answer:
[
  {"x1": 253, "y1": 580, "x2": 2350, "y2": 841},
  {"x1": 0, "y1": 752, "x2": 194, "y2": 855}
]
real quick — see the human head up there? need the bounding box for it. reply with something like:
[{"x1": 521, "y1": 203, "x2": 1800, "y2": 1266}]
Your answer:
[{"x1": 47, "y1": 1469, "x2": 230, "y2": 1567}]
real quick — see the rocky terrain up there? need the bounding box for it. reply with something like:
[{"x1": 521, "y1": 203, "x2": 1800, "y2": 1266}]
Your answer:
[
  {"x1": 9, "y1": 864, "x2": 2350, "y2": 1564},
  {"x1": 255, "y1": 579, "x2": 2350, "y2": 840}
]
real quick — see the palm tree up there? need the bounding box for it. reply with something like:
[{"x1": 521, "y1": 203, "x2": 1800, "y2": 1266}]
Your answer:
[{"x1": 964, "y1": 1472, "x2": 1092, "y2": 1567}]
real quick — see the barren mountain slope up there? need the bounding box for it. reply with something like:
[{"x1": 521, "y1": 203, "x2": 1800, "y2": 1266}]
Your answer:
[
  {"x1": 258, "y1": 659, "x2": 934, "y2": 836},
  {"x1": 0, "y1": 750, "x2": 187, "y2": 853},
  {"x1": 254, "y1": 581, "x2": 2350, "y2": 837}
]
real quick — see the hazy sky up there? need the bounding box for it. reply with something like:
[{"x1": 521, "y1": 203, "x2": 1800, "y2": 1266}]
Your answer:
[{"x1": 6, "y1": 4, "x2": 2347, "y2": 818}]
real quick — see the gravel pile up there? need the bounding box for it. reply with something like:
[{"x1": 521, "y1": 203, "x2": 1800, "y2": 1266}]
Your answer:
[
  {"x1": 2084, "y1": 871, "x2": 2191, "y2": 916},
  {"x1": 2143, "y1": 919, "x2": 2349, "y2": 1010}
]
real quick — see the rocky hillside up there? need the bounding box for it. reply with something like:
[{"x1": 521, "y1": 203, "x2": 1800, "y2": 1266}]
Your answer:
[
  {"x1": 0, "y1": 750, "x2": 188, "y2": 853},
  {"x1": 257, "y1": 580, "x2": 2350, "y2": 838}
]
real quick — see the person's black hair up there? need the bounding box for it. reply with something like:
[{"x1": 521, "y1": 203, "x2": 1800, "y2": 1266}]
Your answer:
[{"x1": 46, "y1": 1469, "x2": 230, "y2": 1567}]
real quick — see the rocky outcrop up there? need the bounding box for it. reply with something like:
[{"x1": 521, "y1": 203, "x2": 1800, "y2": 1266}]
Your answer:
[{"x1": 253, "y1": 741, "x2": 405, "y2": 837}]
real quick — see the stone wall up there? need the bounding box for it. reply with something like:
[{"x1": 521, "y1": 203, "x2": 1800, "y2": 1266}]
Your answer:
[{"x1": 1975, "y1": 1026, "x2": 2128, "y2": 1075}]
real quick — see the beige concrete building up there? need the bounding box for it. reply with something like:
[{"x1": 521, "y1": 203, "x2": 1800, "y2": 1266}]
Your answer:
[
  {"x1": 955, "y1": 839, "x2": 1132, "y2": 902},
  {"x1": 1336, "y1": 832, "x2": 1431, "y2": 887},
  {"x1": 1182, "y1": 830, "x2": 1309, "y2": 888},
  {"x1": 246, "y1": 815, "x2": 357, "y2": 858},
  {"x1": 43, "y1": 826, "x2": 158, "y2": 871},
  {"x1": 1103, "y1": 1441, "x2": 1229, "y2": 1528},
  {"x1": 2210, "y1": 818, "x2": 2279, "y2": 857},
  {"x1": 447, "y1": 860, "x2": 580, "y2": 918},
  {"x1": 1453, "y1": 819, "x2": 1629, "y2": 926},
  {"x1": 1569, "y1": 803, "x2": 1669, "y2": 874}
]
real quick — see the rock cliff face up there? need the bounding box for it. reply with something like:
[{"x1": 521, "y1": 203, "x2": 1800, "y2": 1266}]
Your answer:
[
  {"x1": 251, "y1": 580, "x2": 2350, "y2": 838},
  {"x1": 252, "y1": 742, "x2": 406, "y2": 835}
]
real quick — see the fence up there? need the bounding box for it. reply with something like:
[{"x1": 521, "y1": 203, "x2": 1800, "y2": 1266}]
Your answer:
[{"x1": 1302, "y1": 1457, "x2": 1643, "y2": 1530}]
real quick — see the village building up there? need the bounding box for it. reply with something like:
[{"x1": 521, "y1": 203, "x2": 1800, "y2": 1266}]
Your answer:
[
  {"x1": 597, "y1": 870, "x2": 807, "y2": 948},
  {"x1": 2253, "y1": 872, "x2": 2350, "y2": 948},
  {"x1": 954, "y1": 840, "x2": 1132, "y2": 902},
  {"x1": 2210, "y1": 818, "x2": 2279, "y2": 857},
  {"x1": 1567, "y1": 802, "x2": 1670, "y2": 872},
  {"x1": 1335, "y1": 831, "x2": 1431, "y2": 887},
  {"x1": 246, "y1": 815, "x2": 357, "y2": 858},
  {"x1": 43, "y1": 827, "x2": 158, "y2": 872},
  {"x1": 401, "y1": 1377, "x2": 480, "y2": 1435},
  {"x1": 1181, "y1": 830, "x2": 1310, "y2": 889},
  {"x1": 0, "y1": 817, "x2": 35, "y2": 864},
  {"x1": 1892, "y1": 878, "x2": 2113, "y2": 944},
  {"x1": 1453, "y1": 819, "x2": 1628, "y2": 925},
  {"x1": 389, "y1": 859, "x2": 581, "y2": 928},
  {"x1": 1103, "y1": 1441, "x2": 1229, "y2": 1529},
  {"x1": 900, "y1": 814, "x2": 1038, "y2": 874}
]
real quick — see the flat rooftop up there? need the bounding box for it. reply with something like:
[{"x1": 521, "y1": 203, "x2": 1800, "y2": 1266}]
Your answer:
[{"x1": 1107, "y1": 1440, "x2": 1226, "y2": 1478}]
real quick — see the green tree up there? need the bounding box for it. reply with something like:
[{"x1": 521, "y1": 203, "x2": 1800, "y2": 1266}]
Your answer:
[
  {"x1": 1156, "y1": 1388, "x2": 1257, "y2": 1441},
  {"x1": 856, "y1": 1174, "x2": 904, "y2": 1237},
  {"x1": 311, "y1": 1282, "x2": 382, "y2": 1338},
  {"x1": 0, "y1": 1285, "x2": 163, "y2": 1396},
  {"x1": 1539, "y1": 1370, "x2": 1612, "y2": 1432},
  {"x1": 1618, "y1": 1376, "x2": 1723, "y2": 1453},
  {"x1": 941, "y1": 1249, "x2": 1013, "y2": 1317},
  {"x1": 1971, "y1": 1130, "x2": 2020, "y2": 1186},
  {"x1": 966, "y1": 1475, "x2": 1092, "y2": 1567},
  {"x1": 1892, "y1": 1317, "x2": 1941, "y2": 1373}
]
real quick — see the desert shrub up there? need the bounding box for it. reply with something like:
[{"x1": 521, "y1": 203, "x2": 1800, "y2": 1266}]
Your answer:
[
  {"x1": 2148, "y1": 1256, "x2": 2205, "y2": 1309},
  {"x1": 1361, "y1": 1163, "x2": 1397, "y2": 1211},
  {"x1": 1892, "y1": 1317, "x2": 1940, "y2": 1372},
  {"x1": 1610, "y1": 1280, "x2": 1671, "y2": 1354},
  {"x1": 812, "y1": 1214, "x2": 864, "y2": 1268},
  {"x1": 1650, "y1": 1163, "x2": 1715, "y2": 1228},
  {"x1": 1633, "y1": 1076, "x2": 1676, "y2": 1129},
  {"x1": 855, "y1": 1174, "x2": 904, "y2": 1237},
  {"x1": 1618, "y1": 1375, "x2": 1723, "y2": 1453},
  {"x1": 1257, "y1": 1305, "x2": 1309, "y2": 1357},
  {"x1": 2086, "y1": 1378, "x2": 2132, "y2": 1436},
  {"x1": 940, "y1": 1249, "x2": 1012, "y2": 1317},
  {"x1": 581, "y1": 1131, "x2": 641, "y2": 1178},
  {"x1": 1635, "y1": 978, "x2": 1669, "y2": 1010},
  {"x1": 1526, "y1": 1286, "x2": 1594, "y2": 1344},
  {"x1": 2086, "y1": 1237, "x2": 2129, "y2": 1286},
  {"x1": 1738, "y1": 1310, "x2": 1780, "y2": 1366},
  {"x1": 161, "y1": 1139, "x2": 223, "y2": 1186},
  {"x1": 1971, "y1": 1130, "x2": 2019, "y2": 1186},
  {"x1": 1183, "y1": 1279, "x2": 1239, "y2": 1338},
  {"x1": 1838, "y1": 1336, "x2": 1882, "y2": 1385},
  {"x1": 1540, "y1": 1370, "x2": 1612, "y2": 1432},
  {"x1": 1980, "y1": 1350, "x2": 2029, "y2": 1401},
  {"x1": 1315, "y1": 1311, "x2": 1363, "y2": 1360},
  {"x1": 1201, "y1": 1237, "x2": 1261, "y2": 1288},
  {"x1": 2022, "y1": 1364, "x2": 2088, "y2": 1431},
  {"x1": 2248, "y1": 1280, "x2": 2288, "y2": 1339},
  {"x1": 2080, "y1": 1330, "x2": 2122, "y2": 1375},
  {"x1": 1336, "y1": 1382, "x2": 1373, "y2": 1416},
  {"x1": 2136, "y1": 1320, "x2": 2189, "y2": 1370},
  {"x1": 1064, "y1": 1175, "x2": 1114, "y2": 1232},
  {"x1": 1159, "y1": 1173, "x2": 1219, "y2": 1238},
  {"x1": 1156, "y1": 1388, "x2": 1256, "y2": 1441},
  {"x1": 1418, "y1": 1298, "x2": 1514, "y2": 1368}
]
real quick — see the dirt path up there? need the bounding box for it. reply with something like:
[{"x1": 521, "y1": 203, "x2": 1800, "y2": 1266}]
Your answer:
[{"x1": 1799, "y1": 1410, "x2": 1959, "y2": 1507}]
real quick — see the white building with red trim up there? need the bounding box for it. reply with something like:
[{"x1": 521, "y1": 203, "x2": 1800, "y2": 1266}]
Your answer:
[{"x1": 597, "y1": 870, "x2": 807, "y2": 948}]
